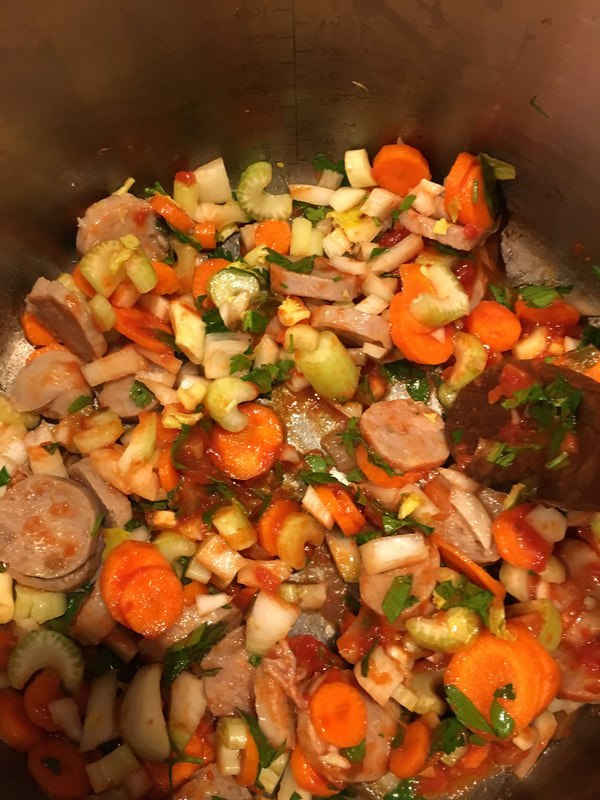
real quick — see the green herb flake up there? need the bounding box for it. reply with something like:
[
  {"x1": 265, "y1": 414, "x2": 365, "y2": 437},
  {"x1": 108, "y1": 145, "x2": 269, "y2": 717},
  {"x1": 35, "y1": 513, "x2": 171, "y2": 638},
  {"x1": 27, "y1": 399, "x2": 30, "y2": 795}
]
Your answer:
[
  {"x1": 205, "y1": 476, "x2": 235, "y2": 502},
  {"x1": 313, "y1": 153, "x2": 346, "y2": 175},
  {"x1": 241, "y1": 359, "x2": 294, "y2": 395},
  {"x1": 434, "y1": 575, "x2": 493, "y2": 626},
  {"x1": 580, "y1": 323, "x2": 600, "y2": 349},
  {"x1": 202, "y1": 307, "x2": 230, "y2": 334},
  {"x1": 242, "y1": 309, "x2": 268, "y2": 334},
  {"x1": 445, "y1": 685, "x2": 494, "y2": 735},
  {"x1": 341, "y1": 739, "x2": 366, "y2": 762},
  {"x1": 41, "y1": 757, "x2": 62, "y2": 775},
  {"x1": 41, "y1": 442, "x2": 60, "y2": 454},
  {"x1": 381, "y1": 575, "x2": 418, "y2": 623},
  {"x1": 144, "y1": 181, "x2": 168, "y2": 197},
  {"x1": 370, "y1": 246, "x2": 390, "y2": 259},
  {"x1": 163, "y1": 621, "x2": 227, "y2": 684},
  {"x1": 265, "y1": 248, "x2": 317, "y2": 275},
  {"x1": 360, "y1": 636, "x2": 381, "y2": 677},
  {"x1": 230, "y1": 353, "x2": 253, "y2": 375},
  {"x1": 451, "y1": 428, "x2": 463, "y2": 444},
  {"x1": 0, "y1": 466, "x2": 10, "y2": 487},
  {"x1": 90, "y1": 512, "x2": 105, "y2": 538},
  {"x1": 129, "y1": 379, "x2": 156, "y2": 408},
  {"x1": 248, "y1": 653, "x2": 263, "y2": 667},
  {"x1": 400, "y1": 194, "x2": 417, "y2": 211},
  {"x1": 490, "y1": 697, "x2": 515, "y2": 739},
  {"x1": 68, "y1": 395, "x2": 93, "y2": 414},
  {"x1": 382, "y1": 512, "x2": 433, "y2": 536},
  {"x1": 290, "y1": 794, "x2": 302, "y2": 800},
  {"x1": 479, "y1": 154, "x2": 517, "y2": 181},
  {"x1": 236, "y1": 708, "x2": 283, "y2": 770},
  {"x1": 430, "y1": 717, "x2": 468, "y2": 755},
  {"x1": 529, "y1": 95, "x2": 550, "y2": 119},
  {"x1": 545, "y1": 451, "x2": 570, "y2": 470},
  {"x1": 489, "y1": 284, "x2": 512, "y2": 308},
  {"x1": 171, "y1": 423, "x2": 192, "y2": 470},
  {"x1": 391, "y1": 209, "x2": 401, "y2": 223},
  {"x1": 518, "y1": 284, "x2": 572, "y2": 309},
  {"x1": 381, "y1": 361, "x2": 430, "y2": 403}
]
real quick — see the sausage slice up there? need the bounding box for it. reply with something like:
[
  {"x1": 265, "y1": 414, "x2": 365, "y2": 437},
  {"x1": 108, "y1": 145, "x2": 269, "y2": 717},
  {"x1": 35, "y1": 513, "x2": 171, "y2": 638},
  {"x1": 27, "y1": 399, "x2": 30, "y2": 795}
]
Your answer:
[
  {"x1": 10, "y1": 349, "x2": 90, "y2": 417},
  {"x1": 0, "y1": 475, "x2": 102, "y2": 582},
  {"x1": 359, "y1": 398, "x2": 449, "y2": 472},
  {"x1": 69, "y1": 457, "x2": 132, "y2": 528}
]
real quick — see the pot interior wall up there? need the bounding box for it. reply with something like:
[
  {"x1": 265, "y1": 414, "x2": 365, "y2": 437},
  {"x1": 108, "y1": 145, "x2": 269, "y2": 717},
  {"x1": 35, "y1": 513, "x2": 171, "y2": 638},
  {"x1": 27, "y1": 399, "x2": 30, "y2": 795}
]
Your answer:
[{"x1": 1, "y1": 1, "x2": 599, "y2": 797}]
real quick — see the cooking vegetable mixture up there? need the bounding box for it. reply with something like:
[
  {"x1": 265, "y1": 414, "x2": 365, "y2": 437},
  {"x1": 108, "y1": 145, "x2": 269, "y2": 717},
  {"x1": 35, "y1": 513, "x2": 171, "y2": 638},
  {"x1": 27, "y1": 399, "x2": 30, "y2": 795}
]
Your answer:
[{"x1": 0, "y1": 140, "x2": 599, "y2": 800}]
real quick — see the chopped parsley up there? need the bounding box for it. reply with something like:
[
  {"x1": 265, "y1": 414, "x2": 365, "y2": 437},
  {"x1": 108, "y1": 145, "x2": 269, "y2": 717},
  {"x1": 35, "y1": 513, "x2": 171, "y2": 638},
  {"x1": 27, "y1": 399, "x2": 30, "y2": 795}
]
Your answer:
[
  {"x1": 41, "y1": 442, "x2": 60, "y2": 454},
  {"x1": 381, "y1": 575, "x2": 418, "y2": 623},
  {"x1": 370, "y1": 246, "x2": 390, "y2": 259},
  {"x1": 236, "y1": 708, "x2": 286, "y2": 772},
  {"x1": 171, "y1": 424, "x2": 192, "y2": 469},
  {"x1": 485, "y1": 441, "x2": 543, "y2": 468},
  {"x1": 129, "y1": 380, "x2": 155, "y2": 408},
  {"x1": 242, "y1": 309, "x2": 268, "y2": 334},
  {"x1": 360, "y1": 636, "x2": 381, "y2": 677},
  {"x1": 313, "y1": 153, "x2": 346, "y2": 175},
  {"x1": 451, "y1": 429, "x2": 463, "y2": 444},
  {"x1": 67, "y1": 395, "x2": 93, "y2": 414},
  {"x1": 489, "y1": 284, "x2": 512, "y2": 308},
  {"x1": 381, "y1": 361, "x2": 430, "y2": 403},
  {"x1": 265, "y1": 248, "x2": 316, "y2": 274},
  {"x1": 341, "y1": 739, "x2": 366, "y2": 762},
  {"x1": 434, "y1": 576, "x2": 493, "y2": 626},
  {"x1": 579, "y1": 323, "x2": 600, "y2": 349},
  {"x1": 382, "y1": 512, "x2": 433, "y2": 536},
  {"x1": 202, "y1": 307, "x2": 230, "y2": 333},
  {"x1": 163, "y1": 621, "x2": 227, "y2": 684},
  {"x1": 241, "y1": 360, "x2": 294, "y2": 394},
  {"x1": 294, "y1": 200, "x2": 329, "y2": 225},
  {"x1": 445, "y1": 685, "x2": 515, "y2": 739},
  {"x1": 0, "y1": 466, "x2": 10, "y2": 487},
  {"x1": 248, "y1": 653, "x2": 263, "y2": 667},
  {"x1": 518, "y1": 284, "x2": 572, "y2": 309},
  {"x1": 90, "y1": 512, "x2": 105, "y2": 538},
  {"x1": 400, "y1": 194, "x2": 416, "y2": 211}
]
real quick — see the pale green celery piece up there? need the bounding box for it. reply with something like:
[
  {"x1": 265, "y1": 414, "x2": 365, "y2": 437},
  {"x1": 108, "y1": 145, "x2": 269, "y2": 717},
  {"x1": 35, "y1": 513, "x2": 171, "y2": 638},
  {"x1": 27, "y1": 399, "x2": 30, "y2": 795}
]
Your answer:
[
  {"x1": 446, "y1": 332, "x2": 488, "y2": 391},
  {"x1": 405, "y1": 607, "x2": 480, "y2": 653},
  {"x1": 507, "y1": 598, "x2": 562, "y2": 651},
  {"x1": 294, "y1": 330, "x2": 359, "y2": 402},
  {"x1": 208, "y1": 268, "x2": 261, "y2": 309},
  {"x1": 125, "y1": 250, "x2": 157, "y2": 293},
  {"x1": 437, "y1": 382, "x2": 458, "y2": 409},
  {"x1": 79, "y1": 239, "x2": 129, "y2": 297},
  {"x1": 236, "y1": 161, "x2": 292, "y2": 221},
  {"x1": 173, "y1": 177, "x2": 199, "y2": 216},
  {"x1": 409, "y1": 262, "x2": 469, "y2": 326}
]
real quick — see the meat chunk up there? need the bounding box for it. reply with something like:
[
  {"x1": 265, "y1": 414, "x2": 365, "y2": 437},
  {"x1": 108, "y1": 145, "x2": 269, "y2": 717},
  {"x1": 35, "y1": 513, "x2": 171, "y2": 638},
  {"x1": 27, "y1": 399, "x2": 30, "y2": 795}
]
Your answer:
[
  {"x1": 26, "y1": 277, "x2": 107, "y2": 362},
  {"x1": 96, "y1": 375, "x2": 157, "y2": 420},
  {"x1": 270, "y1": 261, "x2": 360, "y2": 301},
  {"x1": 10, "y1": 349, "x2": 91, "y2": 420},
  {"x1": 201, "y1": 627, "x2": 256, "y2": 716},
  {"x1": 76, "y1": 193, "x2": 168, "y2": 260},
  {"x1": 399, "y1": 208, "x2": 489, "y2": 252},
  {"x1": 446, "y1": 361, "x2": 600, "y2": 510},
  {"x1": 69, "y1": 457, "x2": 132, "y2": 528},
  {"x1": 70, "y1": 583, "x2": 116, "y2": 645},
  {"x1": 311, "y1": 305, "x2": 392, "y2": 350},
  {"x1": 0, "y1": 476, "x2": 102, "y2": 589},
  {"x1": 359, "y1": 398, "x2": 449, "y2": 472},
  {"x1": 9, "y1": 553, "x2": 101, "y2": 592},
  {"x1": 176, "y1": 764, "x2": 252, "y2": 800}
]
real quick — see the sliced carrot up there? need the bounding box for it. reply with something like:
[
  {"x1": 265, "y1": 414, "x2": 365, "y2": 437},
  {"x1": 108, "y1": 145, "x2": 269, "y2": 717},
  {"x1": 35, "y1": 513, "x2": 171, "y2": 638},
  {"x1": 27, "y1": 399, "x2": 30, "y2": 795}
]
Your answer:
[
  {"x1": 371, "y1": 143, "x2": 431, "y2": 197},
  {"x1": 24, "y1": 669, "x2": 64, "y2": 732},
  {"x1": 71, "y1": 264, "x2": 95, "y2": 298},
  {"x1": 110, "y1": 278, "x2": 141, "y2": 308},
  {"x1": 430, "y1": 532, "x2": 506, "y2": 599},
  {"x1": 0, "y1": 625, "x2": 17, "y2": 671},
  {"x1": 149, "y1": 193, "x2": 195, "y2": 233},
  {"x1": 28, "y1": 737, "x2": 91, "y2": 800},
  {"x1": 389, "y1": 264, "x2": 454, "y2": 365},
  {"x1": 25, "y1": 343, "x2": 70, "y2": 364},
  {"x1": 491, "y1": 504, "x2": 553, "y2": 572},
  {"x1": 151, "y1": 261, "x2": 181, "y2": 295},
  {"x1": 157, "y1": 447, "x2": 180, "y2": 493},
  {"x1": 207, "y1": 402, "x2": 284, "y2": 480},
  {"x1": 21, "y1": 312, "x2": 58, "y2": 347},
  {"x1": 389, "y1": 718, "x2": 432, "y2": 779},
  {"x1": 0, "y1": 688, "x2": 45, "y2": 751},
  {"x1": 459, "y1": 740, "x2": 492, "y2": 771},
  {"x1": 236, "y1": 730, "x2": 260, "y2": 787},
  {"x1": 465, "y1": 301, "x2": 522, "y2": 352},
  {"x1": 444, "y1": 623, "x2": 561, "y2": 736},
  {"x1": 192, "y1": 257, "x2": 230, "y2": 307},
  {"x1": 355, "y1": 443, "x2": 426, "y2": 489},
  {"x1": 515, "y1": 298, "x2": 580, "y2": 328},
  {"x1": 182, "y1": 580, "x2": 207, "y2": 606},
  {"x1": 112, "y1": 305, "x2": 173, "y2": 354},
  {"x1": 257, "y1": 498, "x2": 301, "y2": 556},
  {"x1": 444, "y1": 152, "x2": 493, "y2": 230},
  {"x1": 309, "y1": 680, "x2": 368, "y2": 748},
  {"x1": 118, "y1": 564, "x2": 184, "y2": 639},
  {"x1": 314, "y1": 484, "x2": 366, "y2": 537},
  {"x1": 193, "y1": 221, "x2": 217, "y2": 250},
  {"x1": 290, "y1": 745, "x2": 338, "y2": 797},
  {"x1": 254, "y1": 220, "x2": 291, "y2": 254},
  {"x1": 100, "y1": 540, "x2": 174, "y2": 625}
]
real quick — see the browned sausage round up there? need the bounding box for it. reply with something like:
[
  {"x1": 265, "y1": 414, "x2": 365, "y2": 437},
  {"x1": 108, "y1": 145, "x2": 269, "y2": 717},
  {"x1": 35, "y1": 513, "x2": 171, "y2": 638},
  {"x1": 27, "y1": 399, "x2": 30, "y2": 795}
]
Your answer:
[
  {"x1": 10, "y1": 349, "x2": 90, "y2": 416},
  {"x1": 359, "y1": 398, "x2": 449, "y2": 472},
  {"x1": 76, "y1": 193, "x2": 168, "y2": 261},
  {"x1": 0, "y1": 475, "x2": 101, "y2": 583}
]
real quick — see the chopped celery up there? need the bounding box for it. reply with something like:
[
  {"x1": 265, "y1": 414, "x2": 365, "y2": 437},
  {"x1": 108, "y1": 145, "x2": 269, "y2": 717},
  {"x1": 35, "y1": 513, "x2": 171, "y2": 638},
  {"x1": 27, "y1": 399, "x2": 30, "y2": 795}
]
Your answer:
[
  {"x1": 173, "y1": 176, "x2": 198, "y2": 215},
  {"x1": 406, "y1": 607, "x2": 480, "y2": 653},
  {"x1": 217, "y1": 716, "x2": 248, "y2": 750},
  {"x1": 203, "y1": 376, "x2": 258, "y2": 431},
  {"x1": 236, "y1": 161, "x2": 292, "y2": 221},
  {"x1": 507, "y1": 598, "x2": 562, "y2": 651},
  {"x1": 409, "y1": 263, "x2": 469, "y2": 326},
  {"x1": 0, "y1": 394, "x2": 38, "y2": 429},
  {"x1": 153, "y1": 532, "x2": 196, "y2": 563},
  {"x1": 89, "y1": 293, "x2": 117, "y2": 332},
  {"x1": 79, "y1": 239, "x2": 129, "y2": 297},
  {"x1": 294, "y1": 330, "x2": 359, "y2": 402},
  {"x1": 7, "y1": 629, "x2": 84, "y2": 693},
  {"x1": 445, "y1": 332, "x2": 487, "y2": 391},
  {"x1": 125, "y1": 250, "x2": 157, "y2": 293},
  {"x1": 119, "y1": 664, "x2": 170, "y2": 761},
  {"x1": 208, "y1": 267, "x2": 261, "y2": 309},
  {"x1": 13, "y1": 585, "x2": 67, "y2": 623}
]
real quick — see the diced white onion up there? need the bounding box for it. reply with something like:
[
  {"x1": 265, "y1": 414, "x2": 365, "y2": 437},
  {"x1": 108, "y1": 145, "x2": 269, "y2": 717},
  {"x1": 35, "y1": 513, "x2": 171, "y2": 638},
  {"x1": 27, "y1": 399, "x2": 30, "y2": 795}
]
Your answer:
[
  {"x1": 302, "y1": 485, "x2": 334, "y2": 529},
  {"x1": 86, "y1": 744, "x2": 140, "y2": 794},
  {"x1": 319, "y1": 169, "x2": 344, "y2": 190},
  {"x1": 363, "y1": 272, "x2": 398, "y2": 301},
  {"x1": 194, "y1": 157, "x2": 233, "y2": 204},
  {"x1": 359, "y1": 533, "x2": 428, "y2": 575},
  {"x1": 344, "y1": 149, "x2": 374, "y2": 188},
  {"x1": 328, "y1": 255, "x2": 368, "y2": 275},
  {"x1": 288, "y1": 184, "x2": 335, "y2": 206},
  {"x1": 82, "y1": 345, "x2": 148, "y2": 386},
  {"x1": 354, "y1": 294, "x2": 389, "y2": 315},
  {"x1": 361, "y1": 342, "x2": 390, "y2": 360},
  {"x1": 80, "y1": 670, "x2": 119, "y2": 752},
  {"x1": 322, "y1": 226, "x2": 352, "y2": 258},
  {"x1": 245, "y1": 591, "x2": 300, "y2": 655},
  {"x1": 525, "y1": 505, "x2": 567, "y2": 543},
  {"x1": 499, "y1": 562, "x2": 532, "y2": 601},
  {"x1": 354, "y1": 644, "x2": 406, "y2": 705},
  {"x1": 368, "y1": 234, "x2": 424, "y2": 275},
  {"x1": 449, "y1": 487, "x2": 493, "y2": 550},
  {"x1": 325, "y1": 530, "x2": 362, "y2": 581},
  {"x1": 512, "y1": 326, "x2": 548, "y2": 360},
  {"x1": 329, "y1": 186, "x2": 367, "y2": 212},
  {"x1": 196, "y1": 592, "x2": 231, "y2": 616},
  {"x1": 49, "y1": 697, "x2": 83, "y2": 742},
  {"x1": 360, "y1": 187, "x2": 401, "y2": 219},
  {"x1": 438, "y1": 467, "x2": 480, "y2": 493},
  {"x1": 168, "y1": 672, "x2": 207, "y2": 752}
]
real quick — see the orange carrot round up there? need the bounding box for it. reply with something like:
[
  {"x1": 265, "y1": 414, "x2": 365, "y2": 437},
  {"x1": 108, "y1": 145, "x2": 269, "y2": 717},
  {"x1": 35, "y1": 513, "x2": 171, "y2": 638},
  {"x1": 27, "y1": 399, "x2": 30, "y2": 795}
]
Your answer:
[
  {"x1": 112, "y1": 305, "x2": 173, "y2": 354},
  {"x1": 118, "y1": 564, "x2": 185, "y2": 639},
  {"x1": 514, "y1": 298, "x2": 580, "y2": 328},
  {"x1": 193, "y1": 221, "x2": 217, "y2": 250},
  {"x1": 151, "y1": 261, "x2": 181, "y2": 295},
  {"x1": 313, "y1": 484, "x2": 366, "y2": 537},
  {"x1": 309, "y1": 680, "x2": 368, "y2": 748},
  {"x1": 465, "y1": 300, "x2": 522, "y2": 352},
  {"x1": 236, "y1": 730, "x2": 260, "y2": 787},
  {"x1": 21, "y1": 313, "x2": 58, "y2": 347},
  {"x1": 290, "y1": 745, "x2": 338, "y2": 797},
  {"x1": 149, "y1": 193, "x2": 195, "y2": 233},
  {"x1": 192, "y1": 257, "x2": 230, "y2": 307},
  {"x1": 389, "y1": 718, "x2": 432, "y2": 779},
  {"x1": 28, "y1": 737, "x2": 91, "y2": 800},
  {"x1": 0, "y1": 688, "x2": 45, "y2": 751},
  {"x1": 207, "y1": 402, "x2": 284, "y2": 480},
  {"x1": 157, "y1": 447, "x2": 180, "y2": 493},
  {"x1": 355, "y1": 443, "x2": 426, "y2": 489},
  {"x1": 23, "y1": 669, "x2": 64, "y2": 732},
  {"x1": 430, "y1": 532, "x2": 506, "y2": 599},
  {"x1": 100, "y1": 540, "x2": 174, "y2": 625},
  {"x1": 258, "y1": 498, "x2": 301, "y2": 556},
  {"x1": 444, "y1": 152, "x2": 493, "y2": 230},
  {"x1": 492, "y1": 504, "x2": 553, "y2": 572},
  {"x1": 444, "y1": 623, "x2": 561, "y2": 736},
  {"x1": 371, "y1": 143, "x2": 431, "y2": 197},
  {"x1": 255, "y1": 219, "x2": 291, "y2": 254}
]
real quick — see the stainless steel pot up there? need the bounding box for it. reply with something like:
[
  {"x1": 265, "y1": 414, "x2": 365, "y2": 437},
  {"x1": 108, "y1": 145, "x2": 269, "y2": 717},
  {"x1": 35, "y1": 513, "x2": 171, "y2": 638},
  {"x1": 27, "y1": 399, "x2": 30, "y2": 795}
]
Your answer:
[{"x1": 1, "y1": 0, "x2": 599, "y2": 797}]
